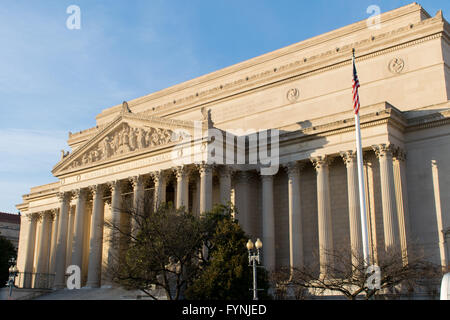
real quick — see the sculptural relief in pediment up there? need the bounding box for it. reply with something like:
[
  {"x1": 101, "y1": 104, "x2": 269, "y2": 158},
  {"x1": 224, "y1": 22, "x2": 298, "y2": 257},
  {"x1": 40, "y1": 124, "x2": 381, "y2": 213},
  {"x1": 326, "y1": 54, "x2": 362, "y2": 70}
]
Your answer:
[{"x1": 68, "y1": 123, "x2": 175, "y2": 169}]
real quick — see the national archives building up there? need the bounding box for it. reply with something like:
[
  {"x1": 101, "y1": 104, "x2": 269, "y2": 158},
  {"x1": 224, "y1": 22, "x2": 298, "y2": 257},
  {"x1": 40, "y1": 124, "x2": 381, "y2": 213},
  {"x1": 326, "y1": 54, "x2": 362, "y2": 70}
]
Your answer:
[{"x1": 16, "y1": 3, "x2": 450, "y2": 289}]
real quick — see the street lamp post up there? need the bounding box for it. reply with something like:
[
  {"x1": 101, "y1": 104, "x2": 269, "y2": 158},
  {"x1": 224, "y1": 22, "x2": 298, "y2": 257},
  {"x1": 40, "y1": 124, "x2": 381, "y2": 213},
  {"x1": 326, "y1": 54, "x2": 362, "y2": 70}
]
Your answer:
[
  {"x1": 246, "y1": 238, "x2": 263, "y2": 300},
  {"x1": 7, "y1": 258, "x2": 18, "y2": 298}
]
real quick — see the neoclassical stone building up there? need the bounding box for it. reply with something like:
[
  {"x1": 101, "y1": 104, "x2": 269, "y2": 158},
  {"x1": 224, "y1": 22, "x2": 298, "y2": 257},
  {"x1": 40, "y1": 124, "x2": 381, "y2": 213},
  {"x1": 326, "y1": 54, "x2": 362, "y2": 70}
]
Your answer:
[{"x1": 16, "y1": 3, "x2": 450, "y2": 289}]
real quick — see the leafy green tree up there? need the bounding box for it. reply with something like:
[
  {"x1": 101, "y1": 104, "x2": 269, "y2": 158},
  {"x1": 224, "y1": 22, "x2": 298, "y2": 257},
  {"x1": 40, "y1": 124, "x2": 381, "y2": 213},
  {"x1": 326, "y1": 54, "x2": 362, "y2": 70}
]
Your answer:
[
  {"x1": 185, "y1": 205, "x2": 271, "y2": 300},
  {"x1": 0, "y1": 235, "x2": 16, "y2": 288}
]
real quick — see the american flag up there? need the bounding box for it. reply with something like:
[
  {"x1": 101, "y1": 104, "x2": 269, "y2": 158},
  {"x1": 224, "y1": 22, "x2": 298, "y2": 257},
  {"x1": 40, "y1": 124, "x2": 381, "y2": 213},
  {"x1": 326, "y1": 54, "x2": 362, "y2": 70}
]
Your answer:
[{"x1": 352, "y1": 57, "x2": 360, "y2": 115}]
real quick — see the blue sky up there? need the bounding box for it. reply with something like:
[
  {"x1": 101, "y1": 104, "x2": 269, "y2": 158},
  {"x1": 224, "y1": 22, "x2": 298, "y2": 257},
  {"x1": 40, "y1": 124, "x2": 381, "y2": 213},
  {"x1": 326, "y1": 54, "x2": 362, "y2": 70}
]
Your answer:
[{"x1": 0, "y1": 0, "x2": 449, "y2": 213}]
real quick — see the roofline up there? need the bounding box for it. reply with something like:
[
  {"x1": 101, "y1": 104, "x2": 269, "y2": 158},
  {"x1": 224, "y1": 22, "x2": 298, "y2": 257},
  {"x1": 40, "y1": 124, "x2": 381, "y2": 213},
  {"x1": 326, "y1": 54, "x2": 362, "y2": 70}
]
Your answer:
[{"x1": 96, "y1": 2, "x2": 429, "y2": 119}]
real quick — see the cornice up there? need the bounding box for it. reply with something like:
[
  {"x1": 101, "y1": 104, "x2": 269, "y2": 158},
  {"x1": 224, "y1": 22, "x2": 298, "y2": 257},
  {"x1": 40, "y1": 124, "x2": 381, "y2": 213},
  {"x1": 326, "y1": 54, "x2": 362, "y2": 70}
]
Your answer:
[
  {"x1": 278, "y1": 101, "x2": 450, "y2": 149},
  {"x1": 22, "y1": 187, "x2": 60, "y2": 203},
  {"x1": 406, "y1": 109, "x2": 450, "y2": 131},
  {"x1": 278, "y1": 103, "x2": 407, "y2": 146}
]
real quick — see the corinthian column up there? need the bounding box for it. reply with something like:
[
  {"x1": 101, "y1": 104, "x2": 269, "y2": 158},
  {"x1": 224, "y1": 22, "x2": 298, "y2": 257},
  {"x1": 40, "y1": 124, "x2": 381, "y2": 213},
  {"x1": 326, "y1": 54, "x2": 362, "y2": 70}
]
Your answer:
[
  {"x1": 198, "y1": 163, "x2": 213, "y2": 214},
  {"x1": 49, "y1": 209, "x2": 59, "y2": 275},
  {"x1": 54, "y1": 192, "x2": 71, "y2": 289},
  {"x1": 35, "y1": 212, "x2": 52, "y2": 285},
  {"x1": 284, "y1": 162, "x2": 304, "y2": 273},
  {"x1": 23, "y1": 213, "x2": 39, "y2": 288},
  {"x1": 174, "y1": 166, "x2": 190, "y2": 209},
  {"x1": 152, "y1": 171, "x2": 166, "y2": 210},
  {"x1": 373, "y1": 144, "x2": 400, "y2": 252},
  {"x1": 234, "y1": 171, "x2": 251, "y2": 233},
  {"x1": 219, "y1": 166, "x2": 232, "y2": 205},
  {"x1": 71, "y1": 188, "x2": 87, "y2": 271},
  {"x1": 340, "y1": 151, "x2": 363, "y2": 265},
  {"x1": 106, "y1": 180, "x2": 122, "y2": 269},
  {"x1": 260, "y1": 172, "x2": 275, "y2": 271},
  {"x1": 393, "y1": 148, "x2": 410, "y2": 265},
  {"x1": 311, "y1": 156, "x2": 333, "y2": 277},
  {"x1": 86, "y1": 185, "x2": 105, "y2": 288},
  {"x1": 130, "y1": 175, "x2": 145, "y2": 235}
]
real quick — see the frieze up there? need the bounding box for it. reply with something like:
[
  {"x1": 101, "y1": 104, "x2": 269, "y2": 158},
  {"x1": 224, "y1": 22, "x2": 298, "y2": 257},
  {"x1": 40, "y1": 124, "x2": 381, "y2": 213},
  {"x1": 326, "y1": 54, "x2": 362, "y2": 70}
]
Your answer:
[{"x1": 61, "y1": 152, "x2": 174, "y2": 186}]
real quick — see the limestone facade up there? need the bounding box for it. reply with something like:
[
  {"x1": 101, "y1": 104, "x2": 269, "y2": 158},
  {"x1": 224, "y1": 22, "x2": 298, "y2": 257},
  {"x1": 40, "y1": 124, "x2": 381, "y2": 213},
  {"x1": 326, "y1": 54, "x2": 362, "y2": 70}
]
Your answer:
[{"x1": 15, "y1": 3, "x2": 450, "y2": 288}]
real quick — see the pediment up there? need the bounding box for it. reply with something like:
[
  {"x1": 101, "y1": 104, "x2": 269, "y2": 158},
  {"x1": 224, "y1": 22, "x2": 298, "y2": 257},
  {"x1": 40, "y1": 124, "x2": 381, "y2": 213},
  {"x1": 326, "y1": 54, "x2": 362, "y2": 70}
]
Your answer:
[{"x1": 53, "y1": 113, "x2": 199, "y2": 175}]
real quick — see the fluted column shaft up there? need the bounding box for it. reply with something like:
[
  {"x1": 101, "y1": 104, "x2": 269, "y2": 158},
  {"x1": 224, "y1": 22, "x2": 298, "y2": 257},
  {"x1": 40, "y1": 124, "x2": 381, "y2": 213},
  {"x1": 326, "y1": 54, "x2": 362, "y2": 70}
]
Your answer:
[
  {"x1": 261, "y1": 174, "x2": 275, "y2": 270},
  {"x1": 175, "y1": 166, "x2": 189, "y2": 209},
  {"x1": 86, "y1": 185, "x2": 105, "y2": 288},
  {"x1": 71, "y1": 189, "x2": 87, "y2": 270},
  {"x1": 393, "y1": 149, "x2": 410, "y2": 264},
  {"x1": 373, "y1": 144, "x2": 400, "y2": 251},
  {"x1": 49, "y1": 210, "x2": 59, "y2": 274},
  {"x1": 219, "y1": 166, "x2": 232, "y2": 205},
  {"x1": 130, "y1": 176, "x2": 145, "y2": 235},
  {"x1": 107, "y1": 181, "x2": 122, "y2": 268},
  {"x1": 341, "y1": 151, "x2": 363, "y2": 265},
  {"x1": 131, "y1": 176, "x2": 145, "y2": 212},
  {"x1": 23, "y1": 213, "x2": 38, "y2": 288},
  {"x1": 152, "y1": 171, "x2": 166, "y2": 210},
  {"x1": 312, "y1": 156, "x2": 333, "y2": 277},
  {"x1": 66, "y1": 207, "x2": 76, "y2": 269},
  {"x1": 432, "y1": 160, "x2": 448, "y2": 271},
  {"x1": 54, "y1": 192, "x2": 71, "y2": 289},
  {"x1": 35, "y1": 212, "x2": 52, "y2": 275},
  {"x1": 364, "y1": 159, "x2": 378, "y2": 264},
  {"x1": 235, "y1": 171, "x2": 251, "y2": 233},
  {"x1": 199, "y1": 163, "x2": 213, "y2": 214},
  {"x1": 285, "y1": 162, "x2": 304, "y2": 272}
]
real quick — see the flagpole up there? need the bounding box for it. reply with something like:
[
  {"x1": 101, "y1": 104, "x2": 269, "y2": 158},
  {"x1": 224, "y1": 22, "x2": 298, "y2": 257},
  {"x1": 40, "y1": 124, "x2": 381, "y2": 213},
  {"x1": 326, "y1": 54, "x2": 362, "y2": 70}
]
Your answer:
[{"x1": 353, "y1": 49, "x2": 370, "y2": 267}]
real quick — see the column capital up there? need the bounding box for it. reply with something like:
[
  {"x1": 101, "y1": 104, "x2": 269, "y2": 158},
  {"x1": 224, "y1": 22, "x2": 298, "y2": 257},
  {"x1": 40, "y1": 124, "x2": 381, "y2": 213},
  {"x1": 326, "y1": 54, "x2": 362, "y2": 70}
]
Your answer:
[
  {"x1": 107, "y1": 180, "x2": 121, "y2": 192},
  {"x1": 283, "y1": 161, "x2": 305, "y2": 176},
  {"x1": 26, "y1": 212, "x2": 42, "y2": 222},
  {"x1": 392, "y1": 146, "x2": 407, "y2": 162},
  {"x1": 310, "y1": 155, "x2": 331, "y2": 171},
  {"x1": 340, "y1": 150, "x2": 357, "y2": 167},
  {"x1": 89, "y1": 184, "x2": 105, "y2": 196},
  {"x1": 150, "y1": 170, "x2": 161, "y2": 181},
  {"x1": 372, "y1": 143, "x2": 395, "y2": 159},
  {"x1": 174, "y1": 165, "x2": 191, "y2": 179},
  {"x1": 42, "y1": 210, "x2": 54, "y2": 220},
  {"x1": 151, "y1": 170, "x2": 171, "y2": 182},
  {"x1": 72, "y1": 188, "x2": 87, "y2": 200},
  {"x1": 49, "y1": 208, "x2": 59, "y2": 220},
  {"x1": 217, "y1": 165, "x2": 234, "y2": 178},
  {"x1": 363, "y1": 158, "x2": 373, "y2": 166},
  {"x1": 197, "y1": 162, "x2": 214, "y2": 175},
  {"x1": 57, "y1": 191, "x2": 72, "y2": 203},
  {"x1": 129, "y1": 175, "x2": 145, "y2": 188}
]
